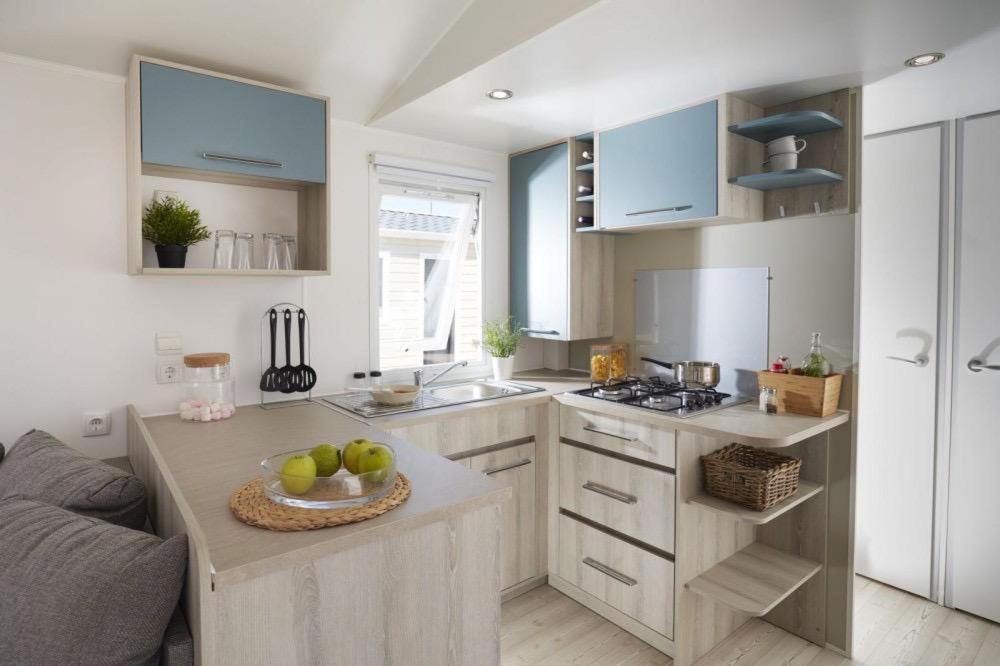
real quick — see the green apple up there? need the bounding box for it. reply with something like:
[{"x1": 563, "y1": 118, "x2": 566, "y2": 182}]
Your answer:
[
  {"x1": 355, "y1": 445, "x2": 394, "y2": 483},
  {"x1": 280, "y1": 454, "x2": 317, "y2": 495},
  {"x1": 309, "y1": 443, "x2": 341, "y2": 477},
  {"x1": 342, "y1": 438, "x2": 373, "y2": 474}
]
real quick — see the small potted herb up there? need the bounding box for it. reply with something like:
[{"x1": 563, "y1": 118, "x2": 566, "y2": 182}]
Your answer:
[
  {"x1": 142, "y1": 196, "x2": 211, "y2": 268},
  {"x1": 483, "y1": 317, "x2": 522, "y2": 381}
]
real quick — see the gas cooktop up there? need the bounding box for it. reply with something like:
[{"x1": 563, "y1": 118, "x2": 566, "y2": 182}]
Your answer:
[{"x1": 571, "y1": 376, "x2": 748, "y2": 418}]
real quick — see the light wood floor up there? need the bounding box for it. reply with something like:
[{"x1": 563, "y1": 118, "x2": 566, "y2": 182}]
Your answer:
[{"x1": 500, "y1": 576, "x2": 1000, "y2": 665}]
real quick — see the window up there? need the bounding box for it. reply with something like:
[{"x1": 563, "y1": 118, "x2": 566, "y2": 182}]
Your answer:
[{"x1": 374, "y1": 181, "x2": 483, "y2": 372}]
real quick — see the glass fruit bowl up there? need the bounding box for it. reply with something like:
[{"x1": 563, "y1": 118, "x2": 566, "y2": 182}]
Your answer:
[{"x1": 260, "y1": 443, "x2": 397, "y2": 509}]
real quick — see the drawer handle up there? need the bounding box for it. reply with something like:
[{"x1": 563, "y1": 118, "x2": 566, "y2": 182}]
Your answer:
[
  {"x1": 582, "y1": 481, "x2": 638, "y2": 505},
  {"x1": 583, "y1": 425, "x2": 638, "y2": 442},
  {"x1": 626, "y1": 205, "x2": 692, "y2": 216},
  {"x1": 520, "y1": 328, "x2": 560, "y2": 335},
  {"x1": 483, "y1": 458, "x2": 532, "y2": 475},
  {"x1": 201, "y1": 152, "x2": 285, "y2": 168},
  {"x1": 582, "y1": 557, "x2": 637, "y2": 586}
]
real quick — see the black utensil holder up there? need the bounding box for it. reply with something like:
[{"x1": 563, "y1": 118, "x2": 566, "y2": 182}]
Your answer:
[{"x1": 259, "y1": 302, "x2": 313, "y2": 409}]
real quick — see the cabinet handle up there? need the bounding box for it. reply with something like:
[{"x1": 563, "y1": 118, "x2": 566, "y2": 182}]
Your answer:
[
  {"x1": 582, "y1": 481, "x2": 637, "y2": 504},
  {"x1": 201, "y1": 152, "x2": 284, "y2": 168},
  {"x1": 626, "y1": 205, "x2": 692, "y2": 216},
  {"x1": 583, "y1": 425, "x2": 638, "y2": 442},
  {"x1": 483, "y1": 458, "x2": 532, "y2": 475},
  {"x1": 582, "y1": 557, "x2": 637, "y2": 586},
  {"x1": 520, "y1": 328, "x2": 560, "y2": 335}
]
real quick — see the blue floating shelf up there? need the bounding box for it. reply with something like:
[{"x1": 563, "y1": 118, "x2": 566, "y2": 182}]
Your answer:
[
  {"x1": 576, "y1": 132, "x2": 595, "y2": 142},
  {"x1": 728, "y1": 168, "x2": 843, "y2": 191},
  {"x1": 576, "y1": 163, "x2": 595, "y2": 173},
  {"x1": 576, "y1": 226, "x2": 624, "y2": 236},
  {"x1": 576, "y1": 194, "x2": 595, "y2": 203},
  {"x1": 727, "y1": 111, "x2": 844, "y2": 143}
]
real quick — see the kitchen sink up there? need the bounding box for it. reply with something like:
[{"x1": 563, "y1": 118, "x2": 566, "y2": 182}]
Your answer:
[{"x1": 322, "y1": 380, "x2": 544, "y2": 417}]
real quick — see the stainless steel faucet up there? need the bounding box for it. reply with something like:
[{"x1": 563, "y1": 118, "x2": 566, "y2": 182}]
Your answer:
[{"x1": 413, "y1": 360, "x2": 468, "y2": 388}]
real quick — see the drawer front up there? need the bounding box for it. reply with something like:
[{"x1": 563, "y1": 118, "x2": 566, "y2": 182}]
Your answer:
[
  {"x1": 559, "y1": 442, "x2": 674, "y2": 553},
  {"x1": 141, "y1": 62, "x2": 327, "y2": 183},
  {"x1": 558, "y1": 514, "x2": 674, "y2": 638},
  {"x1": 559, "y1": 405, "x2": 675, "y2": 468},
  {"x1": 599, "y1": 100, "x2": 717, "y2": 229},
  {"x1": 385, "y1": 404, "x2": 537, "y2": 458},
  {"x1": 469, "y1": 442, "x2": 538, "y2": 590}
]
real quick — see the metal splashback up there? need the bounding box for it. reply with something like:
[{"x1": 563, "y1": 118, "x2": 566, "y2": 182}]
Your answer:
[{"x1": 634, "y1": 267, "x2": 769, "y2": 397}]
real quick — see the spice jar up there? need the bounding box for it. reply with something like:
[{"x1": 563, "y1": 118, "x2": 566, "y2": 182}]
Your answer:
[
  {"x1": 759, "y1": 386, "x2": 778, "y2": 414},
  {"x1": 179, "y1": 353, "x2": 235, "y2": 422}
]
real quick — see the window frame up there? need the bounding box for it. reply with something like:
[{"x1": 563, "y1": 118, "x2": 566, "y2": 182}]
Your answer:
[{"x1": 368, "y1": 170, "x2": 489, "y2": 384}]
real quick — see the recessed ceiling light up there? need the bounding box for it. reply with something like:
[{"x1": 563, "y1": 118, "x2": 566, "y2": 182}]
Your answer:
[
  {"x1": 904, "y1": 52, "x2": 945, "y2": 67},
  {"x1": 486, "y1": 89, "x2": 513, "y2": 100}
]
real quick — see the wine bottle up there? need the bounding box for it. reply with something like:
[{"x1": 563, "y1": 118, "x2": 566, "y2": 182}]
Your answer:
[
  {"x1": 576, "y1": 216, "x2": 594, "y2": 227},
  {"x1": 577, "y1": 184, "x2": 593, "y2": 195},
  {"x1": 800, "y1": 332, "x2": 832, "y2": 377}
]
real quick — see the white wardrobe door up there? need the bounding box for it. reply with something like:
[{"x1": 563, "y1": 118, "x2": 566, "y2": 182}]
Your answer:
[
  {"x1": 948, "y1": 112, "x2": 1000, "y2": 624},
  {"x1": 857, "y1": 124, "x2": 944, "y2": 598}
]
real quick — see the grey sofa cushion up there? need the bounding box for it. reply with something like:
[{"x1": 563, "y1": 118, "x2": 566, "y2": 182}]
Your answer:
[
  {"x1": 0, "y1": 497, "x2": 187, "y2": 666},
  {"x1": 158, "y1": 608, "x2": 195, "y2": 666},
  {"x1": 0, "y1": 429, "x2": 146, "y2": 529}
]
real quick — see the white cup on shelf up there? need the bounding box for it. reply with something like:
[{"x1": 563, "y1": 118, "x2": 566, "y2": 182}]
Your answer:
[
  {"x1": 766, "y1": 135, "x2": 807, "y2": 157},
  {"x1": 762, "y1": 152, "x2": 799, "y2": 172}
]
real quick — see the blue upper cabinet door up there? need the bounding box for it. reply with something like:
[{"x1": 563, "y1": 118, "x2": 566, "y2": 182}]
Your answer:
[
  {"x1": 510, "y1": 143, "x2": 569, "y2": 341},
  {"x1": 141, "y1": 62, "x2": 326, "y2": 183},
  {"x1": 599, "y1": 100, "x2": 717, "y2": 228}
]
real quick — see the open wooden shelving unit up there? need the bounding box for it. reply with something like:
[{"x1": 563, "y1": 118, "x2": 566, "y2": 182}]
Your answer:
[{"x1": 688, "y1": 479, "x2": 824, "y2": 525}]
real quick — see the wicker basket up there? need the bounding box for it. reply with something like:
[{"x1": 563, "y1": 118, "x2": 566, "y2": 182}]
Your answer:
[{"x1": 702, "y1": 443, "x2": 802, "y2": 511}]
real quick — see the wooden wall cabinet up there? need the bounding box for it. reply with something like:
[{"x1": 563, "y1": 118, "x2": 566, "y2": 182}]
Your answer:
[
  {"x1": 126, "y1": 55, "x2": 331, "y2": 276},
  {"x1": 509, "y1": 140, "x2": 614, "y2": 341}
]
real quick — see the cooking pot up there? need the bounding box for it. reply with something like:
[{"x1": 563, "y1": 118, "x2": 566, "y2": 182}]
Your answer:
[{"x1": 640, "y1": 357, "x2": 721, "y2": 388}]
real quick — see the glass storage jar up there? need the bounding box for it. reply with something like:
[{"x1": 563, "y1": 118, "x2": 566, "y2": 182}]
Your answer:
[
  {"x1": 179, "y1": 353, "x2": 236, "y2": 422},
  {"x1": 590, "y1": 343, "x2": 629, "y2": 384}
]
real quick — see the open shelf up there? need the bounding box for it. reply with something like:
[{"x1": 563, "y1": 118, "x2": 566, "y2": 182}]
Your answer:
[
  {"x1": 729, "y1": 168, "x2": 843, "y2": 191},
  {"x1": 727, "y1": 110, "x2": 844, "y2": 143},
  {"x1": 575, "y1": 162, "x2": 595, "y2": 173},
  {"x1": 575, "y1": 194, "x2": 595, "y2": 203},
  {"x1": 689, "y1": 481, "x2": 824, "y2": 525},
  {"x1": 140, "y1": 268, "x2": 327, "y2": 277},
  {"x1": 686, "y1": 543, "x2": 821, "y2": 616}
]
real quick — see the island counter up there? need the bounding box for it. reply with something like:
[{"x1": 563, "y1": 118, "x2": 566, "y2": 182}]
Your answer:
[{"x1": 126, "y1": 403, "x2": 509, "y2": 666}]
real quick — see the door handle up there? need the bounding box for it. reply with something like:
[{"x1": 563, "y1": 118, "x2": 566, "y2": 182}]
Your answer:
[
  {"x1": 968, "y1": 358, "x2": 1000, "y2": 373},
  {"x1": 886, "y1": 355, "x2": 929, "y2": 368},
  {"x1": 483, "y1": 458, "x2": 532, "y2": 475},
  {"x1": 520, "y1": 328, "x2": 559, "y2": 335},
  {"x1": 582, "y1": 557, "x2": 637, "y2": 586},
  {"x1": 583, "y1": 425, "x2": 638, "y2": 442},
  {"x1": 582, "y1": 481, "x2": 638, "y2": 504},
  {"x1": 626, "y1": 205, "x2": 692, "y2": 216}
]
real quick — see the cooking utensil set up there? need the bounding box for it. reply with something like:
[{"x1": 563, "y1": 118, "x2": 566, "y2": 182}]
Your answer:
[{"x1": 260, "y1": 307, "x2": 316, "y2": 393}]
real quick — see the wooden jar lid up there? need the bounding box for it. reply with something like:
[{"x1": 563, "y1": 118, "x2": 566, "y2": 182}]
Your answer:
[{"x1": 184, "y1": 352, "x2": 231, "y2": 368}]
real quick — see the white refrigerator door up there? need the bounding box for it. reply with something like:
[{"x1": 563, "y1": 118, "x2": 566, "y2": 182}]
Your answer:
[
  {"x1": 948, "y1": 111, "x2": 1000, "y2": 624},
  {"x1": 857, "y1": 124, "x2": 945, "y2": 599}
]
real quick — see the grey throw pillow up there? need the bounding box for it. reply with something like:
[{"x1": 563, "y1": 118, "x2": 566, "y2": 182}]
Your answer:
[
  {"x1": 0, "y1": 429, "x2": 146, "y2": 529},
  {"x1": 0, "y1": 497, "x2": 187, "y2": 666}
]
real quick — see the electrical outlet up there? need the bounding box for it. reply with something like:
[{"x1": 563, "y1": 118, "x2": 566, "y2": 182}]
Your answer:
[
  {"x1": 82, "y1": 411, "x2": 111, "y2": 437},
  {"x1": 157, "y1": 358, "x2": 182, "y2": 384}
]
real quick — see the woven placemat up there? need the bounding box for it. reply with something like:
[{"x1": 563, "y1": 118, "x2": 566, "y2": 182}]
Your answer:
[{"x1": 230, "y1": 473, "x2": 411, "y2": 532}]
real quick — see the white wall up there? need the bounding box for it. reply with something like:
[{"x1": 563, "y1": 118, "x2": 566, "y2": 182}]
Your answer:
[
  {"x1": 863, "y1": 26, "x2": 1000, "y2": 133},
  {"x1": 0, "y1": 54, "x2": 510, "y2": 458}
]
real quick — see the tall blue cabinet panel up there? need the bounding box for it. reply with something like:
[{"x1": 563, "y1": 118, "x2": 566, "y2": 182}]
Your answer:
[
  {"x1": 510, "y1": 143, "x2": 569, "y2": 340},
  {"x1": 599, "y1": 100, "x2": 717, "y2": 228},
  {"x1": 140, "y1": 62, "x2": 327, "y2": 183}
]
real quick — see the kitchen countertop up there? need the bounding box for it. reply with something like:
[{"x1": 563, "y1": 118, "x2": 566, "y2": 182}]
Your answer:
[
  {"x1": 555, "y1": 391, "x2": 849, "y2": 448},
  {"x1": 135, "y1": 402, "x2": 509, "y2": 587}
]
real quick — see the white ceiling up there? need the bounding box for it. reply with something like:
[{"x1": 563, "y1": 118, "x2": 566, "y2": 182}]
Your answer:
[
  {"x1": 2, "y1": 0, "x2": 1000, "y2": 154},
  {"x1": 371, "y1": 0, "x2": 1000, "y2": 152}
]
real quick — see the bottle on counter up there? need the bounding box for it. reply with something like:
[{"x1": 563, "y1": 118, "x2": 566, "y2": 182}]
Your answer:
[
  {"x1": 369, "y1": 370, "x2": 383, "y2": 386},
  {"x1": 800, "y1": 332, "x2": 832, "y2": 377},
  {"x1": 759, "y1": 386, "x2": 778, "y2": 414},
  {"x1": 351, "y1": 371, "x2": 367, "y2": 390}
]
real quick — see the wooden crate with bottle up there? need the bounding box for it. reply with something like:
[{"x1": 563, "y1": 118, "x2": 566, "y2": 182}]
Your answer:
[{"x1": 757, "y1": 369, "x2": 843, "y2": 417}]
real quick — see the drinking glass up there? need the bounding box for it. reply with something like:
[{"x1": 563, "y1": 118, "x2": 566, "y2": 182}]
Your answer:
[
  {"x1": 212, "y1": 229, "x2": 235, "y2": 269},
  {"x1": 263, "y1": 233, "x2": 283, "y2": 271},
  {"x1": 280, "y1": 235, "x2": 297, "y2": 270},
  {"x1": 234, "y1": 233, "x2": 254, "y2": 270}
]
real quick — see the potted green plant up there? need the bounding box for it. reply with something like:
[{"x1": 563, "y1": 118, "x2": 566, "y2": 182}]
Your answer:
[
  {"x1": 483, "y1": 317, "x2": 522, "y2": 381},
  {"x1": 142, "y1": 196, "x2": 211, "y2": 268}
]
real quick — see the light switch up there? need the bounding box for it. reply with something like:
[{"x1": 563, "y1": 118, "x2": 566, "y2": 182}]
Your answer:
[{"x1": 155, "y1": 331, "x2": 183, "y2": 355}]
